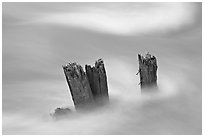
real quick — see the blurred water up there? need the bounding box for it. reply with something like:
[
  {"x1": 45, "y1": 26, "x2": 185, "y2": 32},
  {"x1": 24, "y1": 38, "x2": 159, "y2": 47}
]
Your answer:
[
  {"x1": 2, "y1": 3, "x2": 202, "y2": 135},
  {"x1": 3, "y1": 48, "x2": 201, "y2": 134}
]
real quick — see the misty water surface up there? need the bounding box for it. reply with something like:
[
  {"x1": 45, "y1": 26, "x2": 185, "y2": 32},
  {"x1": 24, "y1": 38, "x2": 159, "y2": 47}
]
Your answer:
[{"x1": 2, "y1": 3, "x2": 202, "y2": 134}]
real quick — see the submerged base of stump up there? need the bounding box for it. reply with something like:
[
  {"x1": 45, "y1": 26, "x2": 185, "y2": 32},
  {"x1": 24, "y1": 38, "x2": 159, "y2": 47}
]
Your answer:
[
  {"x1": 50, "y1": 107, "x2": 72, "y2": 119},
  {"x1": 63, "y1": 59, "x2": 109, "y2": 110}
]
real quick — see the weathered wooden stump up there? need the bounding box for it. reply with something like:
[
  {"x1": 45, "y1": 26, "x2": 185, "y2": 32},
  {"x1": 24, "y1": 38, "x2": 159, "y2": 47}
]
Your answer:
[
  {"x1": 138, "y1": 52, "x2": 158, "y2": 89},
  {"x1": 63, "y1": 59, "x2": 109, "y2": 110},
  {"x1": 63, "y1": 63, "x2": 94, "y2": 109},
  {"x1": 85, "y1": 59, "x2": 109, "y2": 105}
]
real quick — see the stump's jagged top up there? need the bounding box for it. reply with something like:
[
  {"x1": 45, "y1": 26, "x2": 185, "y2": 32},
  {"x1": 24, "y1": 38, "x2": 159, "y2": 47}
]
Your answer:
[
  {"x1": 95, "y1": 58, "x2": 104, "y2": 68},
  {"x1": 63, "y1": 63, "x2": 86, "y2": 79},
  {"x1": 138, "y1": 53, "x2": 157, "y2": 67}
]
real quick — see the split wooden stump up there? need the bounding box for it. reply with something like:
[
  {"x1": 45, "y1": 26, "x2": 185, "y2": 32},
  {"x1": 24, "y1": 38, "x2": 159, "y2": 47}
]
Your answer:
[
  {"x1": 63, "y1": 59, "x2": 109, "y2": 110},
  {"x1": 138, "y1": 52, "x2": 158, "y2": 89}
]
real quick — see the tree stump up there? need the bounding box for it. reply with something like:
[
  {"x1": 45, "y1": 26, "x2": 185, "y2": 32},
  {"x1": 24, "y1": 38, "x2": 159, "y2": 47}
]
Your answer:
[
  {"x1": 63, "y1": 63, "x2": 94, "y2": 109},
  {"x1": 85, "y1": 59, "x2": 109, "y2": 105},
  {"x1": 138, "y1": 52, "x2": 158, "y2": 89},
  {"x1": 63, "y1": 59, "x2": 109, "y2": 110}
]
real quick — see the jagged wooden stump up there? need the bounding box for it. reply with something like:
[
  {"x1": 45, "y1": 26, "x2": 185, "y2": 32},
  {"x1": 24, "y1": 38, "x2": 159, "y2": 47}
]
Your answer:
[
  {"x1": 63, "y1": 63, "x2": 94, "y2": 109},
  {"x1": 138, "y1": 52, "x2": 158, "y2": 89},
  {"x1": 85, "y1": 59, "x2": 109, "y2": 105}
]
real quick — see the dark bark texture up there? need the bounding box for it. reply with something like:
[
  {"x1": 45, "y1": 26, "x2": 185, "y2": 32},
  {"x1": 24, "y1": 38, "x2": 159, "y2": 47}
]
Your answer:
[
  {"x1": 85, "y1": 59, "x2": 109, "y2": 105},
  {"x1": 63, "y1": 63, "x2": 94, "y2": 109},
  {"x1": 138, "y1": 53, "x2": 158, "y2": 89}
]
